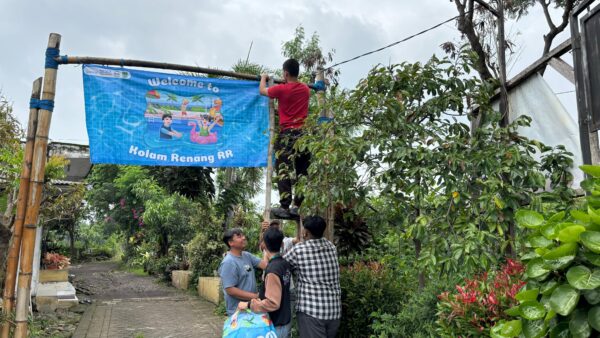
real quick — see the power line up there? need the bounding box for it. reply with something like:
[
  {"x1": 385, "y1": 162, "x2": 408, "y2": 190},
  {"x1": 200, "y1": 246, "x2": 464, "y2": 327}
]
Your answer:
[{"x1": 324, "y1": 13, "x2": 463, "y2": 71}]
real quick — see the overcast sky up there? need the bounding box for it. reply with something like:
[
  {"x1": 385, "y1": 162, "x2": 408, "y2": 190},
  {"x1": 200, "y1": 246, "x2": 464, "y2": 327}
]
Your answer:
[{"x1": 0, "y1": 0, "x2": 581, "y2": 144}]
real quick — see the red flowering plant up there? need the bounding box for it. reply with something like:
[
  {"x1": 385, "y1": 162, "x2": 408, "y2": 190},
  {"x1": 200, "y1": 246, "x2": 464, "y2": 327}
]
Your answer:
[
  {"x1": 436, "y1": 259, "x2": 526, "y2": 337},
  {"x1": 42, "y1": 252, "x2": 71, "y2": 270}
]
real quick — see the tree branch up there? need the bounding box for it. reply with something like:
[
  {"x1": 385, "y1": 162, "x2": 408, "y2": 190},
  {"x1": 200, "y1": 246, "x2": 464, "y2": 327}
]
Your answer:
[
  {"x1": 540, "y1": 0, "x2": 575, "y2": 74},
  {"x1": 539, "y1": 0, "x2": 557, "y2": 31},
  {"x1": 453, "y1": 0, "x2": 495, "y2": 81}
]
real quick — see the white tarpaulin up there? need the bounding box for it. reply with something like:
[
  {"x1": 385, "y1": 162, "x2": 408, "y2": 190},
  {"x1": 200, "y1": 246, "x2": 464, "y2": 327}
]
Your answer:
[{"x1": 503, "y1": 73, "x2": 583, "y2": 189}]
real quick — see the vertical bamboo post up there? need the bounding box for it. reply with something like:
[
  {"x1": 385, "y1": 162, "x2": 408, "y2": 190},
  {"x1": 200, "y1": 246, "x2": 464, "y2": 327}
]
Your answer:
[
  {"x1": 314, "y1": 69, "x2": 334, "y2": 241},
  {"x1": 13, "y1": 33, "x2": 61, "y2": 338},
  {"x1": 0, "y1": 78, "x2": 42, "y2": 338},
  {"x1": 263, "y1": 78, "x2": 276, "y2": 222}
]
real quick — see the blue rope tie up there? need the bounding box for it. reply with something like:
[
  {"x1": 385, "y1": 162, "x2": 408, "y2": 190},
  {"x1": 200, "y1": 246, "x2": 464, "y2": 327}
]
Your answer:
[
  {"x1": 38, "y1": 99, "x2": 54, "y2": 112},
  {"x1": 318, "y1": 116, "x2": 333, "y2": 124},
  {"x1": 29, "y1": 98, "x2": 40, "y2": 109},
  {"x1": 59, "y1": 55, "x2": 69, "y2": 64},
  {"x1": 312, "y1": 80, "x2": 326, "y2": 92},
  {"x1": 45, "y1": 48, "x2": 60, "y2": 69}
]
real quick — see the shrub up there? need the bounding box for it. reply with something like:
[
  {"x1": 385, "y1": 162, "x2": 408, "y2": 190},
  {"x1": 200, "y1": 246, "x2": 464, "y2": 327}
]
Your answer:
[
  {"x1": 370, "y1": 279, "x2": 446, "y2": 338},
  {"x1": 186, "y1": 228, "x2": 225, "y2": 278},
  {"x1": 436, "y1": 259, "x2": 526, "y2": 337},
  {"x1": 492, "y1": 165, "x2": 600, "y2": 338},
  {"x1": 338, "y1": 261, "x2": 409, "y2": 337},
  {"x1": 145, "y1": 256, "x2": 175, "y2": 281}
]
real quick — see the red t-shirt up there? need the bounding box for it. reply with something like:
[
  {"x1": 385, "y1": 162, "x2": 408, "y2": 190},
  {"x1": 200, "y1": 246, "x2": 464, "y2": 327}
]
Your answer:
[{"x1": 267, "y1": 82, "x2": 310, "y2": 130}]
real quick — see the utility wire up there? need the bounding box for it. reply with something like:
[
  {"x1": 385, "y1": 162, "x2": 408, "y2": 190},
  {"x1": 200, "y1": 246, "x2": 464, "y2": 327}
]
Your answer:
[{"x1": 324, "y1": 13, "x2": 464, "y2": 71}]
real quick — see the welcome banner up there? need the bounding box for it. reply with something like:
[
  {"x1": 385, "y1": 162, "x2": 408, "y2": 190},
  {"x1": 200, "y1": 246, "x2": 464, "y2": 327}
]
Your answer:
[{"x1": 83, "y1": 65, "x2": 269, "y2": 167}]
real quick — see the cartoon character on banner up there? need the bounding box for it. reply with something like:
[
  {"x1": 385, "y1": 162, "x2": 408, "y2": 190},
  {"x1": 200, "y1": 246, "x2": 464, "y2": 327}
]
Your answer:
[
  {"x1": 209, "y1": 98, "x2": 224, "y2": 126},
  {"x1": 188, "y1": 116, "x2": 218, "y2": 144},
  {"x1": 159, "y1": 114, "x2": 182, "y2": 140}
]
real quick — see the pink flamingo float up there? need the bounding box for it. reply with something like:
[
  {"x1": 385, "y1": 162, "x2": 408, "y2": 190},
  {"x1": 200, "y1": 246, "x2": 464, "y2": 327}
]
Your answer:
[{"x1": 188, "y1": 120, "x2": 218, "y2": 144}]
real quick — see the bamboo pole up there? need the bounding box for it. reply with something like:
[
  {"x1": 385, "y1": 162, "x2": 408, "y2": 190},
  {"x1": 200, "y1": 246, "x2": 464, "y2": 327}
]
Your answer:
[
  {"x1": 0, "y1": 78, "x2": 42, "y2": 338},
  {"x1": 13, "y1": 33, "x2": 61, "y2": 338},
  {"x1": 58, "y1": 56, "x2": 319, "y2": 90},
  {"x1": 263, "y1": 78, "x2": 276, "y2": 222},
  {"x1": 314, "y1": 69, "x2": 335, "y2": 241}
]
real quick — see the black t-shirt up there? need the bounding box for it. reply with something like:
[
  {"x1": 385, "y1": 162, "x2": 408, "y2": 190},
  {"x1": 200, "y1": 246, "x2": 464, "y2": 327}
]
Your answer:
[{"x1": 259, "y1": 256, "x2": 292, "y2": 326}]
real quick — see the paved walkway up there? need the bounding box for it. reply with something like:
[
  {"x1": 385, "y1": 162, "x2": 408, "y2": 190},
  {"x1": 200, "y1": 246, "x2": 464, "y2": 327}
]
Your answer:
[{"x1": 70, "y1": 262, "x2": 223, "y2": 338}]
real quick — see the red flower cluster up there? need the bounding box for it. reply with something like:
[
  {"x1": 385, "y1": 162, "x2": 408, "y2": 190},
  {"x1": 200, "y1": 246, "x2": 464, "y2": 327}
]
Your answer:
[{"x1": 437, "y1": 259, "x2": 526, "y2": 336}]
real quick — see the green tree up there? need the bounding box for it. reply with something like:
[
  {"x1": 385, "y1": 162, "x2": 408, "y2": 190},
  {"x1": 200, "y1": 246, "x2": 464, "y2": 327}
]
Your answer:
[{"x1": 297, "y1": 53, "x2": 574, "y2": 287}]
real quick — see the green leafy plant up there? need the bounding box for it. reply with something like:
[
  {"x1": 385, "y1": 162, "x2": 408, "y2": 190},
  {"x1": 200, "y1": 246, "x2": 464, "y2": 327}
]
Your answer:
[
  {"x1": 492, "y1": 165, "x2": 600, "y2": 337},
  {"x1": 339, "y1": 261, "x2": 410, "y2": 337}
]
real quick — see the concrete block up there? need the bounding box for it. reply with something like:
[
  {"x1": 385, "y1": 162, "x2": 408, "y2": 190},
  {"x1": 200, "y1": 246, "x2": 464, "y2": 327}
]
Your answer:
[
  {"x1": 171, "y1": 270, "x2": 192, "y2": 290},
  {"x1": 39, "y1": 269, "x2": 69, "y2": 283},
  {"x1": 197, "y1": 277, "x2": 223, "y2": 305},
  {"x1": 34, "y1": 282, "x2": 78, "y2": 312}
]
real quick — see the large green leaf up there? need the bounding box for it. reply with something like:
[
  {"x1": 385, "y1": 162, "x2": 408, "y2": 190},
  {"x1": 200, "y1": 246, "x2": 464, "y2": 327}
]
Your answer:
[
  {"x1": 519, "y1": 301, "x2": 546, "y2": 320},
  {"x1": 527, "y1": 236, "x2": 554, "y2": 248},
  {"x1": 588, "y1": 207, "x2": 600, "y2": 225},
  {"x1": 558, "y1": 225, "x2": 586, "y2": 243},
  {"x1": 491, "y1": 320, "x2": 522, "y2": 338},
  {"x1": 572, "y1": 210, "x2": 591, "y2": 224},
  {"x1": 566, "y1": 265, "x2": 600, "y2": 290},
  {"x1": 516, "y1": 210, "x2": 545, "y2": 229},
  {"x1": 527, "y1": 258, "x2": 551, "y2": 280},
  {"x1": 549, "y1": 211, "x2": 566, "y2": 222},
  {"x1": 516, "y1": 289, "x2": 540, "y2": 303},
  {"x1": 569, "y1": 309, "x2": 591, "y2": 338},
  {"x1": 580, "y1": 231, "x2": 600, "y2": 254},
  {"x1": 521, "y1": 319, "x2": 547, "y2": 338},
  {"x1": 543, "y1": 243, "x2": 578, "y2": 271},
  {"x1": 540, "y1": 280, "x2": 559, "y2": 296},
  {"x1": 505, "y1": 306, "x2": 521, "y2": 316},
  {"x1": 580, "y1": 165, "x2": 600, "y2": 178},
  {"x1": 583, "y1": 289, "x2": 600, "y2": 305},
  {"x1": 549, "y1": 284, "x2": 580, "y2": 316},
  {"x1": 583, "y1": 251, "x2": 600, "y2": 267},
  {"x1": 588, "y1": 306, "x2": 600, "y2": 331},
  {"x1": 541, "y1": 222, "x2": 560, "y2": 240}
]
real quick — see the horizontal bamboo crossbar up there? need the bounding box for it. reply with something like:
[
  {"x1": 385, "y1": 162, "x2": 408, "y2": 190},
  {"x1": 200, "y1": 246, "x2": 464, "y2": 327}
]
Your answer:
[{"x1": 56, "y1": 56, "x2": 319, "y2": 89}]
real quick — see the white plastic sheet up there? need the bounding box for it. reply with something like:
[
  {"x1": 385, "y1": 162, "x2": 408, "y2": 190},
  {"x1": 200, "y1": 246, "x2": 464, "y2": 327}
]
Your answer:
[{"x1": 504, "y1": 73, "x2": 583, "y2": 189}]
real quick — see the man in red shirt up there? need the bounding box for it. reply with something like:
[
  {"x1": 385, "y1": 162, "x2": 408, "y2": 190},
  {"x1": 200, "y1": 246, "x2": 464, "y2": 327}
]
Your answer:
[{"x1": 260, "y1": 59, "x2": 310, "y2": 219}]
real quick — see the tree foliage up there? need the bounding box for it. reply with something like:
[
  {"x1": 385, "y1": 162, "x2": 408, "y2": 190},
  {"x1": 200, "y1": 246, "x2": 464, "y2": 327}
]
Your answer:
[{"x1": 297, "y1": 52, "x2": 574, "y2": 278}]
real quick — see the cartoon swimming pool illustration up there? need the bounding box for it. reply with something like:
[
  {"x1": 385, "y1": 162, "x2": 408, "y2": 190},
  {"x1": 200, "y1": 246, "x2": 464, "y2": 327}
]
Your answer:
[{"x1": 144, "y1": 90, "x2": 224, "y2": 144}]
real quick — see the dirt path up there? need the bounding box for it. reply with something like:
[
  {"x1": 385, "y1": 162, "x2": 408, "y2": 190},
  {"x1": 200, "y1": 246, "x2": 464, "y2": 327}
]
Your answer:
[{"x1": 70, "y1": 261, "x2": 222, "y2": 338}]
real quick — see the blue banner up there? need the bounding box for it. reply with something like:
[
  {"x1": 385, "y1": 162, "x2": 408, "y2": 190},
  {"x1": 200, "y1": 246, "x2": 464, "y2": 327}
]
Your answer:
[{"x1": 83, "y1": 65, "x2": 269, "y2": 167}]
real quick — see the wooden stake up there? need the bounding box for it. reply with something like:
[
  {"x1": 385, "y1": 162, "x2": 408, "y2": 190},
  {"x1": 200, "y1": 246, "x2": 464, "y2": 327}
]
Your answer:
[
  {"x1": 13, "y1": 33, "x2": 61, "y2": 338},
  {"x1": 0, "y1": 78, "x2": 42, "y2": 338}
]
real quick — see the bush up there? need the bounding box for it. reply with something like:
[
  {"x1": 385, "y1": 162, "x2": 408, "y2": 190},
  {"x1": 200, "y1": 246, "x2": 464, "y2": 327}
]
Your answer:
[
  {"x1": 145, "y1": 256, "x2": 176, "y2": 281},
  {"x1": 186, "y1": 227, "x2": 225, "y2": 279},
  {"x1": 338, "y1": 261, "x2": 409, "y2": 337},
  {"x1": 370, "y1": 280, "x2": 446, "y2": 338}
]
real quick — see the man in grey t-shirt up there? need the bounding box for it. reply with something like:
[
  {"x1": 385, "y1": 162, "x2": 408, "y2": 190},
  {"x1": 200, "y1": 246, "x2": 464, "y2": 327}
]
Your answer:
[{"x1": 218, "y1": 228, "x2": 267, "y2": 316}]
